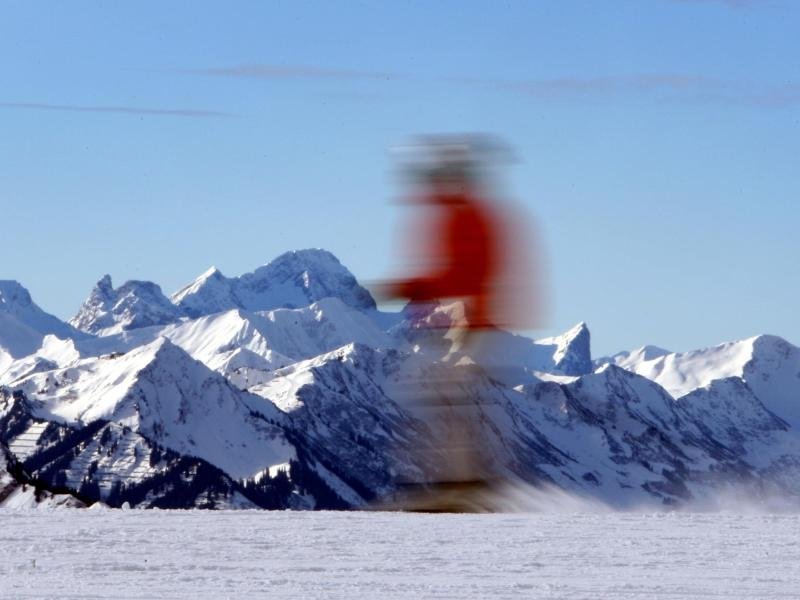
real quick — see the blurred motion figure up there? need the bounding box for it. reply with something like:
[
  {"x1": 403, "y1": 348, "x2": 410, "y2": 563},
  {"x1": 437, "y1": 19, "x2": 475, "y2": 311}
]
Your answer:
[{"x1": 378, "y1": 134, "x2": 545, "y2": 512}]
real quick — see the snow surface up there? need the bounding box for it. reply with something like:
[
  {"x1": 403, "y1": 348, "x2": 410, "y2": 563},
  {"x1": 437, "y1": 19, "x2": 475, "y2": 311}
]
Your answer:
[{"x1": 1, "y1": 510, "x2": 799, "y2": 599}]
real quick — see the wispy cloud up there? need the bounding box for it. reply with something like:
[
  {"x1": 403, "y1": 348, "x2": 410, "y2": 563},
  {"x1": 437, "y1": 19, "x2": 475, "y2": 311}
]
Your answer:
[
  {"x1": 504, "y1": 74, "x2": 733, "y2": 98},
  {"x1": 666, "y1": 0, "x2": 766, "y2": 8},
  {"x1": 182, "y1": 63, "x2": 401, "y2": 81},
  {"x1": 452, "y1": 73, "x2": 800, "y2": 108},
  {"x1": 176, "y1": 61, "x2": 799, "y2": 109},
  {"x1": 752, "y1": 83, "x2": 800, "y2": 108},
  {"x1": 0, "y1": 102, "x2": 235, "y2": 117}
]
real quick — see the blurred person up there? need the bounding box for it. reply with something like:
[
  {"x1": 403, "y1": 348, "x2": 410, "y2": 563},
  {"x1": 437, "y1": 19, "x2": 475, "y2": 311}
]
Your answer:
[{"x1": 375, "y1": 134, "x2": 546, "y2": 512}]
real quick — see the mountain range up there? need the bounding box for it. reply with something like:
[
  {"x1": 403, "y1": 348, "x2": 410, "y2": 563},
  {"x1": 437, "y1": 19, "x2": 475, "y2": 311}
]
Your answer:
[{"x1": 2, "y1": 248, "x2": 799, "y2": 510}]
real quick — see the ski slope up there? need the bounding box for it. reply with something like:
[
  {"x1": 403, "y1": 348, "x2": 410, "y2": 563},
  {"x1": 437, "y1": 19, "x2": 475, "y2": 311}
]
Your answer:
[{"x1": 1, "y1": 510, "x2": 798, "y2": 599}]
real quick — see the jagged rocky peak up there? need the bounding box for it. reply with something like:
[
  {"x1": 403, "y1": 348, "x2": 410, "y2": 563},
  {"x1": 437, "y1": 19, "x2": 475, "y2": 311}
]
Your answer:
[
  {"x1": 171, "y1": 248, "x2": 376, "y2": 319},
  {"x1": 71, "y1": 275, "x2": 183, "y2": 335},
  {"x1": 537, "y1": 321, "x2": 592, "y2": 376}
]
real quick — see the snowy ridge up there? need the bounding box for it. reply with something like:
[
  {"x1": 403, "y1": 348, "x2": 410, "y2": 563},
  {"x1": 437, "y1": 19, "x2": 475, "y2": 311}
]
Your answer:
[
  {"x1": 602, "y1": 335, "x2": 800, "y2": 428},
  {"x1": 601, "y1": 338, "x2": 755, "y2": 398}
]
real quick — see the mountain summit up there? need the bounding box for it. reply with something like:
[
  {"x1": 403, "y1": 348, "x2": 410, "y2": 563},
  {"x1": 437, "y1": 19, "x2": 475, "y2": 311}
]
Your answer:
[
  {"x1": 70, "y1": 275, "x2": 183, "y2": 335},
  {"x1": 172, "y1": 249, "x2": 376, "y2": 317}
]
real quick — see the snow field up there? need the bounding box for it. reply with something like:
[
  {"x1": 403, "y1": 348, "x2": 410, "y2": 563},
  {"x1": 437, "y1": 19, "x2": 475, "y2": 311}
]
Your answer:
[{"x1": 1, "y1": 510, "x2": 799, "y2": 599}]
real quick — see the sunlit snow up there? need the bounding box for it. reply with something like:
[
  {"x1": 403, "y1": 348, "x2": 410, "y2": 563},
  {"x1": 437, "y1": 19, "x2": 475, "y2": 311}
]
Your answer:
[{"x1": 1, "y1": 510, "x2": 798, "y2": 599}]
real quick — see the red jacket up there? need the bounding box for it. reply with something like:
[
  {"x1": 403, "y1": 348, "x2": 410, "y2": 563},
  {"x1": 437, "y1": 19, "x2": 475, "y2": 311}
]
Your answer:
[{"x1": 391, "y1": 193, "x2": 500, "y2": 329}]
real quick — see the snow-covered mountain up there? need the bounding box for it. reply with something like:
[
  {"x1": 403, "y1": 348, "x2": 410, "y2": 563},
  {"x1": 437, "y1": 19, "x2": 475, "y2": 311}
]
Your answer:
[
  {"x1": 602, "y1": 335, "x2": 800, "y2": 428},
  {"x1": 70, "y1": 275, "x2": 184, "y2": 335},
  {"x1": 172, "y1": 249, "x2": 376, "y2": 318},
  {"x1": 68, "y1": 249, "x2": 377, "y2": 338},
  {"x1": 11, "y1": 338, "x2": 296, "y2": 478},
  {"x1": 3, "y1": 250, "x2": 800, "y2": 510}
]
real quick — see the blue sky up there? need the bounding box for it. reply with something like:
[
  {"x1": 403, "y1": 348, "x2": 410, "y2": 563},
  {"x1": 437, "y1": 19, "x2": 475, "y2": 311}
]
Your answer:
[{"x1": 1, "y1": 0, "x2": 798, "y2": 355}]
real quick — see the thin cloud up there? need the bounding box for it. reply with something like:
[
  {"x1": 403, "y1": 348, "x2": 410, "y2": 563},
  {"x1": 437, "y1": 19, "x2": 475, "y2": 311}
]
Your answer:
[
  {"x1": 751, "y1": 83, "x2": 800, "y2": 108},
  {"x1": 318, "y1": 91, "x2": 394, "y2": 103},
  {"x1": 453, "y1": 73, "x2": 800, "y2": 108},
  {"x1": 0, "y1": 102, "x2": 235, "y2": 117},
  {"x1": 667, "y1": 0, "x2": 765, "y2": 7},
  {"x1": 506, "y1": 74, "x2": 733, "y2": 98},
  {"x1": 183, "y1": 63, "x2": 401, "y2": 81},
  {"x1": 175, "y1": 61, "x2": 799, "y2": 109}
]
